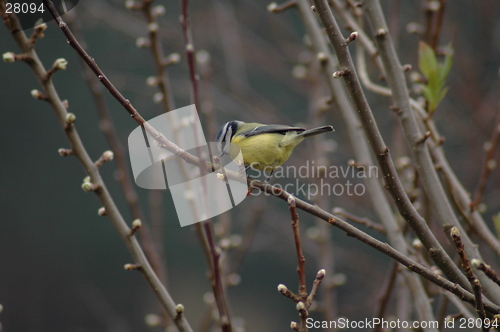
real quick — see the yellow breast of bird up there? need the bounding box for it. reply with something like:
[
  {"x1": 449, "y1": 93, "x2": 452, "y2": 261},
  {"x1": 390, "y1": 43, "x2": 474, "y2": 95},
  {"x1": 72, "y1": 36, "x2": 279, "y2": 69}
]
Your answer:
[{"x1": 230, "y1": 132, "x2": 305, "y2": 170}]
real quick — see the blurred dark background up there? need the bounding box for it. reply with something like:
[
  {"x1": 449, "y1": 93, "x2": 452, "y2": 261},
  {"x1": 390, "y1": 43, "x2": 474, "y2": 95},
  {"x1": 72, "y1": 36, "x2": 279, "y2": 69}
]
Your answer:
[{"x1": 1, "y1": 0, "x2": 500, "y2": 331}]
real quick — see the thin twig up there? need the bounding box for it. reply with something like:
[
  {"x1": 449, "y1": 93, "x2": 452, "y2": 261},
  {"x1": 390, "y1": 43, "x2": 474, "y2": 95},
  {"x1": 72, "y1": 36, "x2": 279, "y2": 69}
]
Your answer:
[
  {"x1": 450, "y1": 227, "x2": 487, "y2": 330},
  {"x1": 288, "y1": 196, "x2": 308, "y2": 332},
  {"x1": 307, "y1": 269, "x2": 325, "y2": 306},
  {"x1": 288, "y1": 196, "x2": 307, "y2": 299},
  {"x1": 431, "y1": 0, "x2": 447, "y2": 51},
  {"x1": 474, "y1": 260, "x2": 500, "y2": 288}
]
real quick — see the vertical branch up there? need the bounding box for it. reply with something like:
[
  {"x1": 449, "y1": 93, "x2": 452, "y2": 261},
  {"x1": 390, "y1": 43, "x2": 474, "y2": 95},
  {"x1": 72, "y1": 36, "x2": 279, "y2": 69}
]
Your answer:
[
  {"x1": 288, "y1": 196, "x2": 307, "y2": 299},
  {"x1": 278, "y1": 196, "x2": 328, "y2": 331},
  {"x1": 450, "y1": 227, "x2": 487, "y2": 330},
  {"x1": 422, "y1": 0, "x2": 447, "y2": 51},
  {"x1": 290, "y1": 197, "x2": 306, "y2": 330}
]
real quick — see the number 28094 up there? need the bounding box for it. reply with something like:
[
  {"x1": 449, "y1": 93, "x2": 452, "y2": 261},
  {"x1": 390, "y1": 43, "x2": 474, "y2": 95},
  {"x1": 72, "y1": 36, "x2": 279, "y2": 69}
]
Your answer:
[{"x1": 6, "y1": 2, "x2": 45, "y2": 14}]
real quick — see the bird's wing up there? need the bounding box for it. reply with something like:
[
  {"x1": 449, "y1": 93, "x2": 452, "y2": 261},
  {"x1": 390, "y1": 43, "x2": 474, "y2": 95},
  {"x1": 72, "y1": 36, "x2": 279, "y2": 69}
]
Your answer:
[{"x1": 243, "y1": 125, "x2": 305, "y2": 137}]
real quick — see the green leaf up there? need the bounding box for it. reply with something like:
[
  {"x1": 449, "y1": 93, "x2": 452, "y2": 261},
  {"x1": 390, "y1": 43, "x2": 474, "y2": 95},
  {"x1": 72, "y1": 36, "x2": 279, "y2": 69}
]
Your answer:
[
  {"x1": 418, "y1": 42, "x2": 438, "y2": 79},
  {"x1": 418, "y1": 42, "x2": 453, "y2": 114}
]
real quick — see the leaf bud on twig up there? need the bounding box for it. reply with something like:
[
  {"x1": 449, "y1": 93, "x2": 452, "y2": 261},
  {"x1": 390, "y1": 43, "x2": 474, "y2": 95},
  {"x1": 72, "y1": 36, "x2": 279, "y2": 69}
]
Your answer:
[
  {"x1": 36, "y1": 22, "x2": 47, "y2": 32},
  {"x1": 277, "y1": 284, "x2": 288, "y2": 294},
  {"x1": 31, "y1": 89, "x2": 47, "y2": 100},
  {"x1": 333, "y1": 70, "x2": 347, "y2": 78},
  {"x1": 130, "y1": 218, "x2": 142, "y2": 236},
  {"x1": 124, "y1": 263, "x2": 140, "y2": 270},
  {"x1": 450, "y1": 226, "x2": 460, "y2": 238},
  {"x1": 2, "y1": 52, "x2": 16, "y2": 63},
  {"x1": 163, "y1": 53, "x2": 181, "y2": 67},
  {"x1": 345, "y1": 31, "x2": 358, "y2": 44},
  {"x1": 470, "y1": 259, "x2": 481, "y2": 269},
  {"x1": 148, "y1": 22, "x2": 159, "y2": 33},
  {"x1": 58, "y1": 148, "x2": 73, "y2": 156},
  {"x1": 82, "y1": 176, "x2": 98, "y2": 192},
  {"x1": 53, "y1": 58, "x2": 68, "y2": 70},
  {"x1": 102, "y1": 150, "x2": 114, "y2": 162},
  {"x1": 376, "y1": 28, "x2": 388, "y2": 37},
  {"x1": 267, "y1": 2, "x2": 278, "y2": 12},
  {"x1": 81, "y1": 182, "x2": 96, "y2": 192},
  {"x1": 66, "y1": 112, "x2": 76, "y2": 124}
]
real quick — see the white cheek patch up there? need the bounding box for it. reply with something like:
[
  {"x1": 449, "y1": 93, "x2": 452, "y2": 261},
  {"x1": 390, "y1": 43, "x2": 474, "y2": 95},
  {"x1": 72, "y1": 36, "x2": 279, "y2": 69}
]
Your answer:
[
  {"x1": 217, "y1": 122, "x2": 233, "y2": 156},
  {"x1": 217, "y1": 123, "x2": 228, "y2": 153},
  {"x1": 223, "y1": 125, "x2": 233, "y2": 155}
]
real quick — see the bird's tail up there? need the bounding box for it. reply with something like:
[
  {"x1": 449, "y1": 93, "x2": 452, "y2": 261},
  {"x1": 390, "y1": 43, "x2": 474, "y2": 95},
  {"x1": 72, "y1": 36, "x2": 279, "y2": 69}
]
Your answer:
[{"x1": 300, "y1": 125, "x2": 335, "y2": 138}]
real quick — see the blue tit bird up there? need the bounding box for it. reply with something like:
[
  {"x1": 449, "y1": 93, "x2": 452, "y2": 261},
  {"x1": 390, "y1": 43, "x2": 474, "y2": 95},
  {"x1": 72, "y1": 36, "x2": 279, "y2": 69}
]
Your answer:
[{"x1": 216, "y1": 120, "x2": 334, "y2": 176}]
